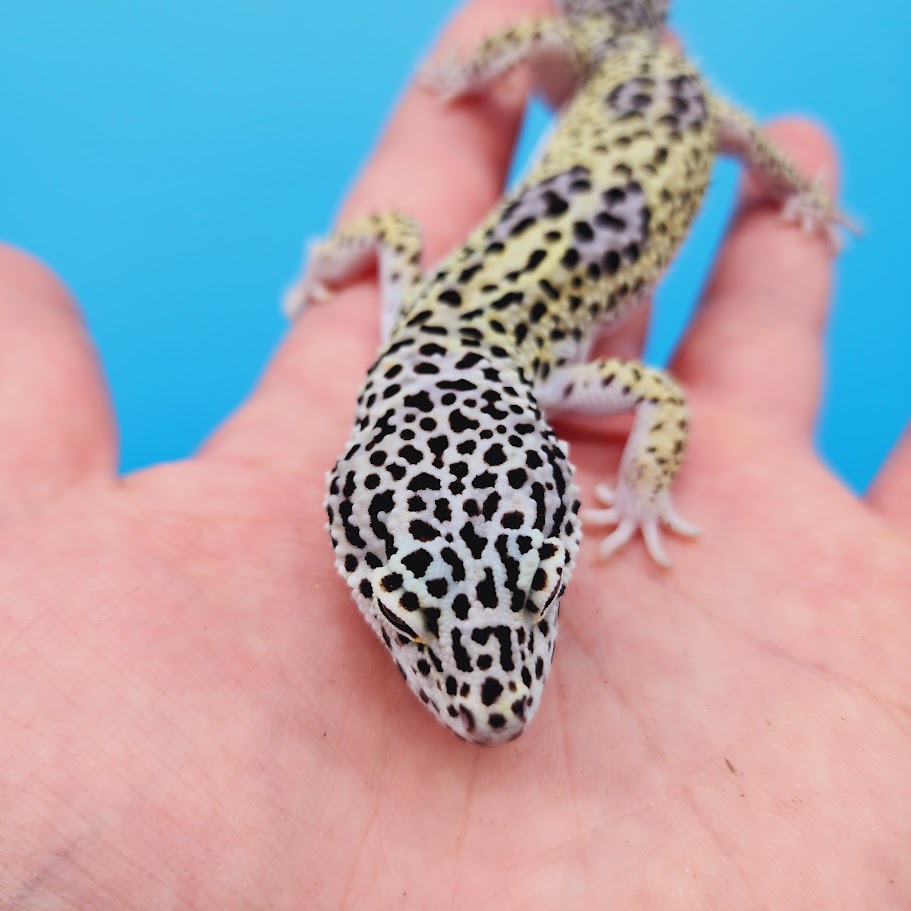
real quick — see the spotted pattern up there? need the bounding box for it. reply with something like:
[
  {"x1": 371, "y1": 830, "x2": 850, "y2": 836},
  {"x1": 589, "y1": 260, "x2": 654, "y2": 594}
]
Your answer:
[
  {"x1": 321, "y1": 23, "x2": 720, "y2": 745},
  {"x1": 482, "y1": 165, "x2": 651, "y2": 276},
  {"x1": 407, "y1": 42, "x2": 716, "y2": 373},
  {"x1": 305, "y1": 0, "x2": 853, "y2": 745},
  {"x1": 558, "y1": 0, "x2": 670, "y2": 31},
  {"x1": 327, "y1": 342, "x2": 580, "y2": 744},
  {"x1": 607, "y1": 73, "x2": 708, "y2": 133}
]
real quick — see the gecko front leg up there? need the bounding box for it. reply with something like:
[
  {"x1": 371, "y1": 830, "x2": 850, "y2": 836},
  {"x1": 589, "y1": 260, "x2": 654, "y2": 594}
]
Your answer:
[
  {"x1": 712, "y1": 97, "x2": 858, "y2": 248},
  {"x1": 538, "y1": 357, "x2": 697, "y2": 567},
  {"x1": 283, "y1": 212, "x2": 422, "y2": 341}
]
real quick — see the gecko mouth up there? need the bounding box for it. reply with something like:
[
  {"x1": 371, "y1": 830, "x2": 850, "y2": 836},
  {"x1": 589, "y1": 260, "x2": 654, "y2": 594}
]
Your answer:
[
  {"x1": 448, "y1": 689, "x2": 534, "y2": 745},
  {"x1": 454, "y1": 720, "x2": 525, "y2": 747}
]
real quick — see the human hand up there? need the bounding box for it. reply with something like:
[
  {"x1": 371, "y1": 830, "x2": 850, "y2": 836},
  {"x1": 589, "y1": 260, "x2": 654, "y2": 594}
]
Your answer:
[{"x1": 2, "y1": 0, "x2": 908, "y2": 907}]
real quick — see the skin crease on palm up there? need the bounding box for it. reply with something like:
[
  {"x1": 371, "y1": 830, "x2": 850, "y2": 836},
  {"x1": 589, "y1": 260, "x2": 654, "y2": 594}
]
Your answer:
[{"x1": 1, "y1": 0, "x2": 909, "y2": 907}]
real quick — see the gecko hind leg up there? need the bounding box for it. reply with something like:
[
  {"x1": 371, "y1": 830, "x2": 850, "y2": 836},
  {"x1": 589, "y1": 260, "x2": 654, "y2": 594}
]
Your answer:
[
  {"x1": 711, "y1": 96, "x2": 860, "y2": 249},
  {"x1": 538, "y1": 357, "x2": 698, "y2": 567},
  {"x1": 283, "y1": 212, "x2": 423, "y2": 342}
]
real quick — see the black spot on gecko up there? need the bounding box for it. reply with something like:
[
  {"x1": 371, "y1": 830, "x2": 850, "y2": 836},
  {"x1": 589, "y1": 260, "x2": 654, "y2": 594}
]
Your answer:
[
  {"x1": 403, "y1": 391, "x2": 434, "y2": 413},
  {"x1": 491, "y1": 291, "x2": 524, "y2": 311},
  {"x1": 449, "y1": 410, "x2": 480, "y2": 433},
  {"x1": 483, "y1": 444, "x2": 507, "y2": 466},
  {"x1": 481, "y1": 678, "x2": 504, "y2": 707},
  {"x1": 459, "y1": 522, "x2": 487, "y2": 560},
  {"x1": 455, "y1": 352, "x2": 485, "y2": 369},
  {"x1": 573, "y1": 221, "x2": 595, "y2": 243},
  {"x1": 438, "y1": 289, "x2": 462, "y2": 306},
  {"x1": 426, "y1": 578, "x2": 449, "y2": 598},
  {"x1": 423, "y1": 607, "x2": 441, "y2": 638},
  {"x1": 452, "y1": 628, "x2": 473, "y2": 672},
  {"x1": 477, "y1": 568, "x2": 497, "y2": 609},
  {"x1": 442, "y1": 546, "x2": 466, "y2": 582},
  {"x1": 452, "y1": 592, "x2": 471, "y2": 621},
  {"x1": 508, "y1": 468, "x2": 529, "y2": 489},
  {"x1": 402, "y1": 548, "x2": 433, "y2": 578},
  {"x1": 409, "y1": 472, "x2": 441, "y2": 492},
  {"x1": 482, "y1": 493, "x2": 501, "y2": 521},
  {"x1": 410, "y1": 520, "x2": 439, "y2": 542}
]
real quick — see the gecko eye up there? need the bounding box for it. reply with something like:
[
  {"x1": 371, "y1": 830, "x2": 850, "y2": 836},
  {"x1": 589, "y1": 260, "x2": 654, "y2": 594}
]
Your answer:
[
  {"x1": 372, "y1": 567, "x2": 441, "y2": 644},
  {"x1": 377, "y1": 599, "x2": 422, "y2": 642},
  {"x1": 524, "y1": 538, "x2": 568, "y2": 620}
]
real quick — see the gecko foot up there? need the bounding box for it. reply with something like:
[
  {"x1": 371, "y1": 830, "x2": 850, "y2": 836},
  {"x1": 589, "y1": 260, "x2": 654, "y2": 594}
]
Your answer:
[
  {"x1": 582, "y1": 483, "x2": 699, "y2": 568},
  {"x1": 418, "y1": 55, "x2": 482, "y2": 104},
  {"x1": 281, "y1": 239, "x2": 338, "y2": 320},
  {"x1": 779, "y1": 173, "x2": 861, "y2": 252}
]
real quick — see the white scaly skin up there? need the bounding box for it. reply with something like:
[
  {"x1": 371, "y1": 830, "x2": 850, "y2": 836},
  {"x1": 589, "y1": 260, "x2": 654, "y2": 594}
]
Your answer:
[{"x1": 286, "y1": 0, "x2": 851, "y2": 744}]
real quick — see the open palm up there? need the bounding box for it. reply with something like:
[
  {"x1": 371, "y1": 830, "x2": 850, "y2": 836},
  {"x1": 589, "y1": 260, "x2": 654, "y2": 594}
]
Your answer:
[{"x1": 2, "y1": 1, "x2": 908, "y2": 907}]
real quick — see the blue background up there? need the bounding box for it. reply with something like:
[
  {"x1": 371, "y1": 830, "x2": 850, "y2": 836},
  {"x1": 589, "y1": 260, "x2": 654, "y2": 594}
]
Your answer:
[{"x1": 1, "y1": 1, "x2": 908, "y2": 488}]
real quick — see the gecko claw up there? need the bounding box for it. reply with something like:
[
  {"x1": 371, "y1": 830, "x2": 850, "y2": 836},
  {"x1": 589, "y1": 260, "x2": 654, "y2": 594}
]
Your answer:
[
  {"x1": 417, "y1": 55, "x2": 477, "y2": 104},
  {"x1": 281, "y1": 238, "x2": 343, "y2": 320},
  {"x1": 582, "y1": 482, "x2": 699, "y2": 567},
  {"x1": 780, "y1": 173, "x2": 861, "y2": 252}
]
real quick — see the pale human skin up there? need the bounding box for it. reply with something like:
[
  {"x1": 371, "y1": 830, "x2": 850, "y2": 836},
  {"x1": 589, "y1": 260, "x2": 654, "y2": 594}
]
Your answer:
[{"x1": 1, "y1": 0, "x2": 909, "y2": 907}]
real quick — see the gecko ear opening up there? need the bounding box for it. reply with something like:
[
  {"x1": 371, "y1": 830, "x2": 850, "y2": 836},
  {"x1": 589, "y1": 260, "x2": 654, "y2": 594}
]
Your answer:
[{"x1": 524, "y1": 537, "x2": 569, "y2": 619}]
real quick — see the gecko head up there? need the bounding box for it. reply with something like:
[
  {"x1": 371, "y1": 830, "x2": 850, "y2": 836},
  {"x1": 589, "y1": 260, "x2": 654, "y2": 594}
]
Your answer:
[
  {"x1": 556, "y1": 0, "x2": 669, "y2": 33},
  {"x1": 326, "y1": 341, "x2": 581, "y2": 744}
]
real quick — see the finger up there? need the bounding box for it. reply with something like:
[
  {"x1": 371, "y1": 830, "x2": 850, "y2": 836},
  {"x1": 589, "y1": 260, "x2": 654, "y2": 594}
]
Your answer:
[
  {"x1": 206, "y1": 0, "x2": 552, "y2": 471},
  {"x1": 866, "y1": 428, "x2": 911, "y2": 534},
  {"x1": 0, "y1": 246, "x2": 116, "y2": 510},
  {"x1": 673, "y1": 119, "x2": 841, "y2": 436}
]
